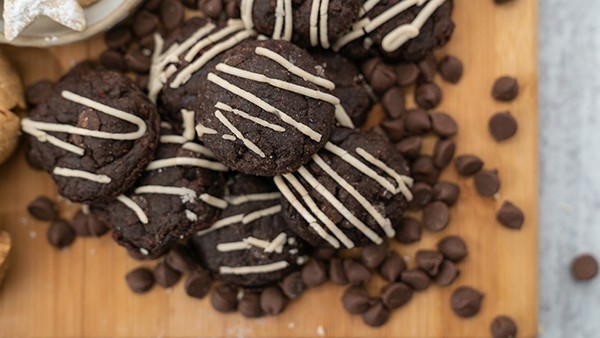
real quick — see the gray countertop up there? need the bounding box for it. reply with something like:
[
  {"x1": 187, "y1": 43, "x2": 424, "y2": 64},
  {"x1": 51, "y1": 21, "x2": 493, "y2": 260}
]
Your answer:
[{"x1": 540, "y1": 0, "x2": 600, "y2": 337}]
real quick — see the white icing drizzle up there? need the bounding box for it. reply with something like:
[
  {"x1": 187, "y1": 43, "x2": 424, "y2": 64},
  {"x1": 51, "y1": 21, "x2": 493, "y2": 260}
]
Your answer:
[
  {"x1": 185, "y1": 209, "x2": 199, "y2": 221},
  {"x1": 146, "y1": 157, "x2": 229, "y2": 172},
  {"x1": 283, "y1": 0, "x2": 293, "y2": 41},
  {"x1": 52, "y1": 167, "x2": 111, "y2": 184},
  {"x1": 296, "y1": 256, "x2": 309, "y2": 265},
  {"x1": 135, "y1": 185, "x2": 197, "y2": 203},
  {"x1": 160, "y1": 135, "x2": 187, "y2": 144},
  {"x1": 217, "y1": 241, "x2": 251, "y2": 252},
  {"x1": 216, "y1": 102, "x2": 285, "y2": 132},
  {"x1": 215, "y1": 109, "x2": 266, "y2": 158},
  {"x1": 182, "y1": 142, "x2": 216, "y2": 158},
  {"x1": 244, "y1": 237, "x2": 271, "y2": 250},
  {"x1": 199, "y1": 194, "x2": 229, "y2": 209},
  {"x1": 21, "y1": 123, "x2": 85, "y2": 155},
  {"x1": 196, "y1": 204, "x2": 281, "y2": 237},
  {"x1": 117, "y1": 195, "x2": 149, "y2": 224},
  {"x1": 287, "y1": 237, "x2": 296, "y2": 245},
  {"x1": 220, "y1": 261, "x2": 289, "y2": 275},
  {"x1": 226, "y1": 192, "x2": 281, "y2": 205},
  {"x1": 318, "y1": 0, "x2": 330, "y2": 48},
  {"x1": 355, "y1": 147, "x2": 414, "y2": 201},
  {"x1": 140, "y1": 248, "x2": 150, "y2": 256},
  {"x1": 222, "y1": 134, "x2": 237, "y2": 141},
  {"x1": 184, "y1": 20, "x2": 246, "y2": 62},
  {"x1": 217, "y1": 232, "x2": 287, "y2": 254},
  {"x1": 271, "y1": 0, "x2": 293, "y2": 40},
  {"x1": 196, "y1": 124, "x2": 218, "y2": 137},
  {"x1": 181, "y1": 109, "x2": 196, "y2": 141},
  {"x1": 160, "y1": 121, "x2": 173, "y2": 129},
  {"x1": 309, "y1": 0, "x2": 321, "y2": 47},
  {"x1": 242, "y1": 204, "x2": 282, "y2": 224},
  {"x1": 265, "y1": 232, "x2": 287, "y2": 253},
  {"x1": 241, "y1": 0, "x2": 255, "y2": 30},
  {"x1": 272, "y1": 0, "x2": 284, "y2": 40},
  {"x1": 289, "y1": 248, "x2": 299, "y2": 255}
]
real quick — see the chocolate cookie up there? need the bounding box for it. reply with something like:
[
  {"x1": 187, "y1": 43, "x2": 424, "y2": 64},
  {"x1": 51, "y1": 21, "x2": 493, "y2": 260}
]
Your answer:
[
  {"x1": 333, "y1": 0, "x2": 455, "y2": 62},
  {"x1": 191, "y1": 174, "x2": 306, "y2": 287},
  {"x1": 22, "y1": 67, "x2": 160, "y2": 203},
  {"x1": 276, "y1": 128, "x2": 413, "y2": 248},
  {"x1": 92, "y1": 131, "x2": 227, "y2": 259},
  {"x1": 198, "y1": 39, "x2": 348, "y2": 176},
  {"x1": 238, "y1": 0, "x2": 362, "y2": 50},
  {"x1": 311, "y1": 51, "x2": 374, "y2": 127}
]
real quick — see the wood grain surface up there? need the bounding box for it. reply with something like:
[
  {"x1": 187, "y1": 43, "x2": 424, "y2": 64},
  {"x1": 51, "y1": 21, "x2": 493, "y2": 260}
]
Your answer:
[{"x1": 0, "y1": 1, "x2": 538, "y2": 337}]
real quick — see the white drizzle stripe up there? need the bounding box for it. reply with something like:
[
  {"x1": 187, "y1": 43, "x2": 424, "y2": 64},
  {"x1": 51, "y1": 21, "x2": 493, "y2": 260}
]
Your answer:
[
  {"x1": 355, "y1": 147, "x2": 414, "y2": 201},
  {"x1": 272, "y1": 0, "x2": 284, "y2": 39},
  {"x1": 146, "y1": 157, "x2": 228, "y2": 172},
  {"x1": 184, "y1": 20, "x2": 245, "y2": 62},
  {"x1": 217, "y1": 241, "x2": 251, "y2": 252},
  {"x1": 160, "y1": 121, "x2": 173, "y2": 129},
  {"x1": 295, "y1": 167, "x2": 384, "y2": 244},
  {"x1": 283, "y1": 173, "x2": 354, "y2": 249},
  {"x1": 134, "y1": 185, "x2": 197, "y2": 203},
  {"x1": 117, "y1": 195, "x2": 149, "y2": 224},
  {"x1": 216, "y1": 102, "x2": 285, "y2": 132},
  {"x1": 223, "y1": 134, "x2": 237, "y2": 141},
  {"x1": 324, "y1": 142, "x2": 397, "y2": 193},
  {"x1": 360, "y1": 0, "x2": 381, "y2": 17},
  {"x1": 182, "y1": 109, "x2": 196, "y2": 140},
  {"x1": 182, "y1": 142, "x2": 216, "y2": 158},
  {"x1": 311, "y1": 155, "x2": 395, "y2": 238},
  {"x1": 21, "y1": 122, "x2": 85, "y2": 155},
  {"x1": 335, "y1": 104, "x2": 354, "y2": 128},
  {"x1": 309, "y1": 0, "x2": 320, "y2": 47},
  {"x1": 244, "y1": 237, "x2": 270, "y2": 249},
  {"x1": 158, "y1": 23, "x2": 216, "y2": 66},
  {"x1": 52, "y1": 167, "x2": 111, "y2": 184},
  {"x1": 273, "y1": 175, "x2": 341, "y2": 248},
  {"x1": 185, "y1": 210, "x2": 199, "y2": 221},
  {"x1": 197, "y1": 214, "x2": 244, "y2": 236},
  {"x1": 283, "y1": 0, "x2": 293, "y2": 41},
  {"x1": 241, "y1": 0, "x2": 255, "y2": 30},
  {"x1": 318, "y1": 0, "x2": 330, "y2": 48},
  {"x1": 242, "y1": 204, "x2": 282, "y2": 224},
  {"x1": 199, "y1": 194, "x2": 229, "y2": 209},
  {"x1": 264, "y1": 232, "x2": 287, "y2": 253},
  {"x1": 219, "y1": 261, "x2": 289, "y2": 275},
  {"x1": 382, "y1": 0, "x2": 445, "y2": 52},
  {"x1": 196, "y1": 124, "x2": 218, "y2": 137},
  {"x1": 160, "y1": 135, "x2": 187, "y2": 144},
  {"x1": 227, "y1": 192, "x2": 281, "y2": 205},
  {"x1": 255, "y1": 47, "x2": 335, "y2": 90},
  {"x1": 215, "y1": 110, "x2": 266, "y2": 158},
  {"x1": 207, "y1": 73, "x2": 322, "y2": 142}
]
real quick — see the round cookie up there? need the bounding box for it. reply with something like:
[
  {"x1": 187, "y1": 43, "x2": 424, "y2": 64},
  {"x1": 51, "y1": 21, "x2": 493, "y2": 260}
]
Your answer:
[
  {"x1": 238, "y1": 0, "x2": 362, "y2": 50},
  {"x1": 22, "y1": 67, "x2": 160, "y2": 203},
  {"x1": 276, "y1": 127, "x2": 413, "y2": 248},
  {"x1": 191, "y1": 174, "x2": 307, "y2": 287},
  {"x1": 197, "y1": 39, "x2": 342, "y2": 176},
  {"x1": 92, "y1": 132, "x2": 228, "y2": 259},
  {"x1": 333, "y1": 0, "x2": 455, "y2": 62}
]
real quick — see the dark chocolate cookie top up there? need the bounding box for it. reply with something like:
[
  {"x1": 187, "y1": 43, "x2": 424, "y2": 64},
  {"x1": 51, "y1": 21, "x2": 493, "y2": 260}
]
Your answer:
[
  {"x1": 191, "y1": 174, "x2": 306, "y2": 287},
  {"x1": 276, "y1": 127, "x2": 413, "y2": 248},
  {"x1": 197, "y1": 39, "x2": 346, "y2": 176},
  {"x1": 22, "y1": 67, "x2": 160, "y2": 203}
]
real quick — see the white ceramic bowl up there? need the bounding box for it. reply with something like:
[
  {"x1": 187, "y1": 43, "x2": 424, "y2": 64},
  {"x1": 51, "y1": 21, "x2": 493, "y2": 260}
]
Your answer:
[{"x1": 0, "y1": 0, "x2": 143, "y2": 47}]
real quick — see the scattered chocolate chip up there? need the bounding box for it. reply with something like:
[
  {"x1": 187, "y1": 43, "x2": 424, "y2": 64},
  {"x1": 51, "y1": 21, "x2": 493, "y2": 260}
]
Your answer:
[
  {"x1": 409, "y1": 182, "x2": 433, "y2": 209},
  {"x1": 185, "y1": 269, "x2": 212, "y2": 298},
  {"x1": 415, "y1": 83, "x2": 443, "y2": 109},
  {"x1": 342, "y1": 285, "x2": 373, "y2": 315},
  {"x1": 329, "y1": 258, "x2": 349, "y2": 285},
  {"x1": 361, "y1": 241, "x2": 389, "y2": 269},
  {"x1": 395, "y1": 136, "x2": 421, "y2": 158},
  {"x1": 401, "y1": 269, "x2": 431, "y2": 291},
  {"x1": 423, "y1": 201, "x2": 450, "y2": 232},
  {"x1": 238, "y1": 292, "x2": 264, "y2": 318},
  {"x1": 382, "y1": 87, "x2": 406, "y2": 119},
  {"x1": 492, "y1": 76, "x2": 519, "y2": 101},
  {"x1": 125, "y1": 267, "x2": 155, "y2": 294},
  {"x1": 47, "y1": 220, "x2": 76, "y2": 249},
  {"x1": 211, "y1": 284, "x2": 238, "y2": 313},
  {"x1": 139, "y1": 34, "x2": 156, "y2": 50},
  {"x1": 202, "y1": 0, "x2": 224, "y2": 19},
  {"x1": 418, "y1": 54, "x2": 437, "y2": 82},
  {"x1": 344, "y1": 259, "x2": 372, "y2": 286},
  {"x1": 105, "y1": 26, "x2": 132, "y2": 50},
  {"x1": 370, "y1": 63, "x2": 397, "y2": 93},
  {"x1": 160, "y1": 0, "x2": 185, "y2": 30},
  {"x1": 571, "y1": 254, "x2": 598, "y2": 281},
  {"x1": 143, "y1": 0, "x2": 163, "y2": 11},
  {"x1": 363, "y1": 301, "x2": 390, "y2": 327},
  {"x1": 396, "y1": 63, "x2": 420, "y2": 86},
  {"x1": 451, "y1": 286, "x2": 484, "y2": 318},
  {"x1": 124, "y1": 49, "x2": 151, "y2": 73},
  {"x1": 154, "y1": 260, "x2": 182, "y2": 288},
  {"x1": 433, "y1": 181, "x2": 460, "y2": 206},
  {"x1": 412, "y1": 156, "x2": 440, "y2": 185},
  {"x1": 165, "y1": 245, "x2": 196, "y2": 273},
  {"x1": 489, "y1": 111, "x2": 518, "y2": 141},
  {"x1": 438, "y1": 55, "x2": 464, "y2": 83},
  {"x1": 225, "y1": 0, "x2": 240, "y2": 18},
  {"x1": 313, "y1": 247, "x2": 337, "y2": 260},
  {"x1": 435, "y1": 260, "x2": 460, "y2": 286},
  {"x1": 380, "y1": 118, "x2": 406, "y2": 142},
  {"x1": 437, "y1": 236, "x2": 468, "y2": 262},
  {"x1": 260, "y1": 286, "x2": 288, "y2": 316},
  {"x1": 379, "y1": 251, "x2": 407, "y2": 282},
  {"x1": 404, "y1": 109, "x2": 431, "y2": 135},
  {"x1": 455, "y1": 155, "x2": 484, "y2": 176},
  {"x1": 28, "y1": 196, "x2": 58, "y2": 221},
  {"x1": 281, "y1": 271, "x2": 305, "y2": 299},
  {"x1": 381, "y1": 282, "x2": 412, "y2": 309},
  {"x1": 496, "y1": 201, "x2": 525, "y2": 229},
  {"x1": 132, "y1": 11, "x2": 159, "y2": 37},
  {"x1": 433, "y1": 139, "x2": 456, "y2": 168},
  {"x1": 361, "y1": 57, "x2": 382, "y2": 79},
  {"x1": 430, "y1": 112, "x2": 458, "y2": 137},
  {"x1": 302, "y1": 259, "x2": 328, "y2": 287},
  {"x1": 394, "y1": 217, "x2": 422, "y2": 244},
  {"x1": 25, "y1": 80, "x2": 54, "y2": 107},
  {"x1": 474, "y1": 169, "x2": 500, "y2": 197},
  {"x1": 71, "y1": 209, "x2": 109, "y2": 237},
  {"x1": 490, "y1": 315, "x2": 518, "y2": 338},
  {"x1": 416, "y1": 250, "x2": 444, "y2": 276}
]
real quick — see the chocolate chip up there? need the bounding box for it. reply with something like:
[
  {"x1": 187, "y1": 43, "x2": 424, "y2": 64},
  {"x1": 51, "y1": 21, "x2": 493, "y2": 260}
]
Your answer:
[
  {"x1": 99, "y1": 49, "x2": 126, "y2": 70},
  {"x1": 238, "y1": 292, "x2": 264, "y2": 318},
  {"x1": 132, "y1": 11, "x2": 159, "y2": 37},
  {"x1": 401, "y1": 269, "x2": 431, "y2": 291},
  {"x1": 489, "y1": 111, "x2": 518, "y2": 141},
  {"x1": 438, "y1": 56, "x2": 463, "y2": 84},
  {"x1": 139, "y1": 34, "x2": 156, "y2": 50},
  {"x1": 105, "y1": 26, "x2": 132, "y2": 50},
  {"x1": 344, "y1": 259, "x2": 372, "y2": 286},
  {"x1": 394, "y1": 217, "x2": 422, "y2": 244},
  {"x1": 418, "y1": 54, "x2": 437, "y2": 82},
  {"x1": 415, "y1": 83, "x2": 443, "y2": 109},
  {"x1": 381, "y1": 282, "x2": 412, "y2": 309},
  {"x1": 370, "y1": 63, "x2": 397, "y2": 93},
  {"x1": 125, "y1": 49, "x2": 151, "y2": 73},
  {"x1": 361, "y1": 241, "x2": 389, "y2": 269},
  {"x1": 47, "y1": 220, "x2": 76, "y2": 249},
  {"x1": 409, "y1": 182, "x2": 433, "y2": 210},
  {"x1": 423, "y1": 201, "x2": 450, "y2": 232},
  {"x1": 362, "y1": 301, "x2": 390, "y2": 327},
  {"x1": 211, "y1": 284, "x2": 238, "y2": 313},
  {"x1": 496, "y1": 201, "x2": 524, "y2": 229},
  {"x1": 395, "y1": 136, "x2": 421, "y2": 158},
  {"x1": 361, "y1": 57, "x2": 382, "y2": 79},
  {"x1": 492, "y1": 76, "x2": 519, "y2": 101},
  {"x1": 154, "y1": 260, "x2": 182, "y2": 288},
  {"x1": 71, "y1": 209, "x2": 109, "y2": 237},
  {"x1": 451, "y1": 286, "x2": 484, "y2": 318},
  {"x1": 415, "y1": 250, "x2": 444, "y2": 276},
  {"x1": 28, "y1": 196, "x2": 58, "y2": 221},
  {"x1": 125, "y1": 267, "x2": 155, "y2": 294},
  {"x1": 301, "y1": 259, "x2": 328, "y2": 287},
  {"x1": 382, "y1": 87, "x2": 406, "y2": 119},
  {"x1": 25, "y1": 80, "x2": 54, "y2": 107},
  {"x1": 185, "y1": 269, "x2": 212, "y2": 298},
  {"x1": 433, "y1": 181, "x2": 460, "y2": 206},
  {"x1": 281, "y1": 271, "x2": 305, "y2": 299},
  {"x1": 202, "y1": 0, "x2": 224, "y2": 19},
  {"x1": 396, "y1": 63, "x2": 420, "y2": 86},
  {"x1": 260, "y1": 286, "x2": 288, "y2": 316},
  {"x1": 474, "y1": 169, "x2": 500, "y2": 197},
  {"x1": 437, "y1": 236, "x2": 468, "y2": 262},
  {"x1": 160, "y1": 0, "x2": 185, "y2": 30},
  {"x1": 412, "y1": 156, "x2": 440, "y2": 185},
  {"x1": 490, "y1": 315, "x2": 518, "y2": 338},
  {"x1": 571, "y1": 254, "x2": 598, "y2": 281},
  {"x1": 313, "y1": 246, "x2": 337, "y2": 260},
  {"x1": 435, "y1": 260, "x2": 460, "y2": 286},
  {"x1": 342, "y1": 285, "x2": 372, "y2": 315},
  {"x1": 455, "y1": 155, "x2": 484, "y2": 176},
  {"x1": 379, "y1": 251, "x2": 406, "y2": 282},
  {"x1": 404, "y1": 109, "x2": 432, "y2": 135},
  {"x1": 329, "y1": 258, "x2": 349, "y2": 285},
  {"x1": 143, "y1": 0, "x2": 163, "y2": 11},
  {"x1": 430, "y1": 112, "x2": 458, "y2": 137},
  {"x1": 433, "y1": 139, "x2": 456, "y2": 169},
  {"x1": 380, "y1": 118, "x2": 405, "y2": 142},
  {"x1": 165, "y1": 245, "x2": 196, "y2": 273}
]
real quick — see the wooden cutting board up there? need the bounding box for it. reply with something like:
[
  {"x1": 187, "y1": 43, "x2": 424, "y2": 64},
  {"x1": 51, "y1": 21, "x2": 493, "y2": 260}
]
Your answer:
[{"x1": 0, "y1": 1, "x2": 538, "y2": 337}]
